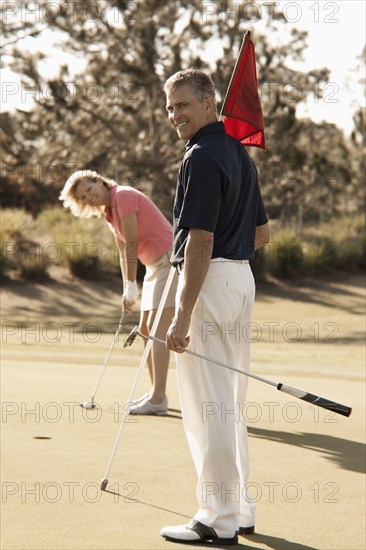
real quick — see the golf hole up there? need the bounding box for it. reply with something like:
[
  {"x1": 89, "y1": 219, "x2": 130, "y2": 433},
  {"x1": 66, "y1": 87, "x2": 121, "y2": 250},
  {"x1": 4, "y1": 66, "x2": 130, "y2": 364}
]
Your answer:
[{"x1": 33, "y1": 436, "x2": 52, "y2": 440}]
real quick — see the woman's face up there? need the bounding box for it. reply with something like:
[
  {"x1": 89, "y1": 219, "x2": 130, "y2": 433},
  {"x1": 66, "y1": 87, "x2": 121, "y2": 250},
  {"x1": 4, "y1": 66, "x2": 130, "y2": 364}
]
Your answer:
[{"x1": 74, "y1": 178, "x2": 109, "y2": 207}]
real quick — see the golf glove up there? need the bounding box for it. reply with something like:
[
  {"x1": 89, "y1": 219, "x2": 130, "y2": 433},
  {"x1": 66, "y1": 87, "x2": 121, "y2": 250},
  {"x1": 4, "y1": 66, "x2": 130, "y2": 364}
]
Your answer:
[{"x1": 123, "y1": 280, "x2": 138, "y2": 306}]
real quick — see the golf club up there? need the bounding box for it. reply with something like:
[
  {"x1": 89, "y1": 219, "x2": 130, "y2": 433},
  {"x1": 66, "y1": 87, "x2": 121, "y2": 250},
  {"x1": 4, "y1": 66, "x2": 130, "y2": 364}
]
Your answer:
[
  {"x1": 80, "y1": 311, "x2": 126, "y2": 410},
  {"x1": 100, "y1": 266, "x2": 177, "y2": 491},
  {"x1": 124, "y1": 326, "x2": 352, "y2": 418}
]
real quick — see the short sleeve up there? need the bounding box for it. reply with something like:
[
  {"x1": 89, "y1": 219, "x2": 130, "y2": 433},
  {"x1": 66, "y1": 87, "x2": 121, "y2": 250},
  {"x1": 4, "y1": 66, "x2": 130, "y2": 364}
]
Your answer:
[
  {"x1": 256, "y1": 190, "x2": 268, "y2": 226},
  {"x1": 113, "y1": 188, "x2": 139, "y2": 218}
]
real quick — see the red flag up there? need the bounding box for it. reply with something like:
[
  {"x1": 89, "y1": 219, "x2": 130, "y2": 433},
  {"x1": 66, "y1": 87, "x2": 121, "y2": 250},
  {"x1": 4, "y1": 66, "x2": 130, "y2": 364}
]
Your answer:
[{"x1": 221, "y1": 31, "x2": 265, "y2": 150}]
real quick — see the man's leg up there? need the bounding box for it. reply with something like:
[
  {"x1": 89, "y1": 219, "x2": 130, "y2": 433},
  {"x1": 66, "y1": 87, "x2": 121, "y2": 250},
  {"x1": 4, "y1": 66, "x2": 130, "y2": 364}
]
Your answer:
[
  {"x1": 175, "y1": 262, "x2": 247, "y2": 536},
  {"x1": 231, "y1": 265, "x2": 256, "y2": 529}
]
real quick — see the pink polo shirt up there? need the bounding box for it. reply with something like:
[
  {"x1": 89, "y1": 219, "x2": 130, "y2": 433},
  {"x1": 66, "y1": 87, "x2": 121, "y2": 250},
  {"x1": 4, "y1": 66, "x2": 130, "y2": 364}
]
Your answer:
[{"x1": 105, "y1": 185, "x2": 172, "y2": 266}]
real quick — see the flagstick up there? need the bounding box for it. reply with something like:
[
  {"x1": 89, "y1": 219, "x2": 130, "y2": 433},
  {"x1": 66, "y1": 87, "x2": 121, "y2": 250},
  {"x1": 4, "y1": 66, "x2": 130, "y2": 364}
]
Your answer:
[{"x1": 220, "y1": 30, "x2": 251, "y2": 119}]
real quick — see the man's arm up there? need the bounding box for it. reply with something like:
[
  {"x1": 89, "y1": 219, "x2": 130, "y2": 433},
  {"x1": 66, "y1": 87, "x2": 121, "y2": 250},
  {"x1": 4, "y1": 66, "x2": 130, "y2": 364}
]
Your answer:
[
  {"x1": 166, "y1": 228, "x2": 214, "y2": 352},
  {"x1": 255, "y1": 222, "x2": 270, "y2": 250}
]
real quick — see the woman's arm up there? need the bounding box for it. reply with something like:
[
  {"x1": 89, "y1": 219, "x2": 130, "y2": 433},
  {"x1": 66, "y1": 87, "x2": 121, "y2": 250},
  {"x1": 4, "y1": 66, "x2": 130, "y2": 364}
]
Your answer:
[
  {"x1": 115, "y1": 237, "x2": 127, "y2": 282},
  {"x1": 120, "y1": 212, "x2": 138, "y2": 280},
  {"x1": 119, "y1": 213, "x2": 139, "y2": 311}
]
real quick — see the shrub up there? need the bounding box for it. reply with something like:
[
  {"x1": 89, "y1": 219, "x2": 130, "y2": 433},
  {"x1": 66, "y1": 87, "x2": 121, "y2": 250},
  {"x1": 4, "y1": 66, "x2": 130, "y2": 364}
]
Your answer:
[
  {"x1": 67, "y1": 254, "x2": 100, "y2": 279},
  {"x1": 302, "y1": 214, "x2": 365, "y2": 272},
  {"x1": 38, "y1": 208, "x2": 119, "y2": 279},
  {"x1": 15, "y1": 242, "x2": 51, "y2": 280},
  {"x1": 269, "y1": 230, "x2": 304, "y2": 278},
  {"x1": 250, "y1": 247, "x2": 267, "y2": 280},
  {"x1": 0, "y1": 210, "x2": 32, "y2": 274},
  {"x1": 336, "y1": 236, "x2": 365, "y2": 270},
  {"x1": 303, "y1": 237, "x2": 338, "y2": 274},
  {"x1": 1, "y1": 209, "x2": 364, "y2": 281},
  {"x1": 0, "y1": 246, "x2": 9, "y2": 279},
  {"x1": 0, "y1": 209, "x2": 50, "y2": 279}
]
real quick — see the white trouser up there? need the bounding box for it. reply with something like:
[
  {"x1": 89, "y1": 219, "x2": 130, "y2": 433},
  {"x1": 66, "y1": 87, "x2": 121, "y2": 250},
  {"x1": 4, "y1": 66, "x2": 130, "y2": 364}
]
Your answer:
[{"x1": 175, "y1": 259, "x2": 256, "y2": 535}]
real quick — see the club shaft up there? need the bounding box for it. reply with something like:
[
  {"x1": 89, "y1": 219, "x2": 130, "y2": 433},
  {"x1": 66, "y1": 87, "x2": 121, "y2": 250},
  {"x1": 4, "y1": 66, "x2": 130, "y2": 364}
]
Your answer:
[
  {"x1": 90, "y1": 311, "x2": 126, "y2": 403},
  {"x1": 139, "y1": 331, "x2": 277, "y2": 387},
  {"x1": 101, "y1": 267, "x2": 177, "y2": 487},
  {"x1": 137, "y1": 331, "x2": 351, "y2": 418}
]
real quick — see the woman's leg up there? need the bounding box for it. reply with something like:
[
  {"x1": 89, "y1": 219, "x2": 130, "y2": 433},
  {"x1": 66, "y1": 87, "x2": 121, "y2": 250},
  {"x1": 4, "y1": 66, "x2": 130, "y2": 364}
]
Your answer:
[
  {"x1": 138, "y1": 309, "x2": 153, "y2": 387},
  {"x1": 147, "y1": 306, "x2": 175, "y2": 404}
]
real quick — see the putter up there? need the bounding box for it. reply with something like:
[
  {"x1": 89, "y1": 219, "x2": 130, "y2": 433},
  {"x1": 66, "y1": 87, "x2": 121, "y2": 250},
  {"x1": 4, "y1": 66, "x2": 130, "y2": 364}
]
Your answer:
[
  {"x1": 100, "y1": 266, "x2": 177, "y2": 491},
  {"x1": 124, "y1": 326, "x2": 352, "y2": 418},
  {"x1": 80, "y1": 311, "x2": 126, "y2": 410}
]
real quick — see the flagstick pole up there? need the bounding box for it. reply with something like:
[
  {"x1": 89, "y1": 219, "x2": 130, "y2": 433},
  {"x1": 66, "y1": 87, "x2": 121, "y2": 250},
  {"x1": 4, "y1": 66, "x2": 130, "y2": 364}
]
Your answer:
[{"x1": 220, "y1": 31, "x2": 251, "y2": 119}]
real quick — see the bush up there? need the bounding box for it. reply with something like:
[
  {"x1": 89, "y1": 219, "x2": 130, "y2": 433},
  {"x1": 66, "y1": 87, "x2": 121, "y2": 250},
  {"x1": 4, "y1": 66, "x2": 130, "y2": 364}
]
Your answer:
[
  {"x1": 302, "y1": 214, "x2": 365, "y2": 273},
  {"x1": 269, "y1": 230, "x2": 304, "y2": 278},
  {"x1": 0, "y1": 209, "x2": 51, "y2": 280},
  {"x1": 336, "y1": 236, "x2": 365, "y2": 270},
  {"x1": 303, "y1": 237, "x2": 338, "y2": 274},
  {"x1": 1, "y1": 209, "x2": 364, "y2": 281},
  {"x1": 67, "y1": 254, "x2": 100, "y2": 279},
  {"x1": 250, "y1": 247, "x2": 267, "y2": 280},
  {"x1": 15, "y1": 242, "x2": 51, "y2": 280},
  {"x1": 38, "y1": 208, "x2": 119, "y2": 279},
  {"x1": 0, "y1": 246, "x2": 9, "y2": 279}
]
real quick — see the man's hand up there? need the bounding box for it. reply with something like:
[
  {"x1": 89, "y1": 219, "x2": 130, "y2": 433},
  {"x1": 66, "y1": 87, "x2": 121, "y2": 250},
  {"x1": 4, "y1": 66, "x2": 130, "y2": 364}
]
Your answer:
[{"x1": 166, "y1": 312, "x2": 191, "y2": 353}]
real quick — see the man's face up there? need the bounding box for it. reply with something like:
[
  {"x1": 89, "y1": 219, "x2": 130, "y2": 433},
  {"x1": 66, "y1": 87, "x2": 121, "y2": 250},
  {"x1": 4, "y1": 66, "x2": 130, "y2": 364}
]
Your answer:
[{"x1": 166, "y1": 84, "x2": 213, "y2": 141}]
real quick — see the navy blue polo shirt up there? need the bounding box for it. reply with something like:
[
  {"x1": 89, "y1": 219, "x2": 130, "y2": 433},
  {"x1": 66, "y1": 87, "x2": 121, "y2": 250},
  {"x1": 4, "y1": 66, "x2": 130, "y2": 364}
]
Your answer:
[{"x1": 171, "y1": 121, "x2": 268, "y2": 267}]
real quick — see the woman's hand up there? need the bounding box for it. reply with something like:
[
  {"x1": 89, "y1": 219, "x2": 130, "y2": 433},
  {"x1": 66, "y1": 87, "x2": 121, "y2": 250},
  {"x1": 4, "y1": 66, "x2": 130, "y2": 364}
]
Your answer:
[{"x1": 122, "y1": 280, "x2": 138, "y2": 312}]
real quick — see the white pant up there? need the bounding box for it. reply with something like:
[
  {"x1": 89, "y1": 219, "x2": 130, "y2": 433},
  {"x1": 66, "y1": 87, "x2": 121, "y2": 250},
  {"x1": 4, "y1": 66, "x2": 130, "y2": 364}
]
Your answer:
[{"x1": 175, "y1": 259, "x2": 256, "y2": 535}]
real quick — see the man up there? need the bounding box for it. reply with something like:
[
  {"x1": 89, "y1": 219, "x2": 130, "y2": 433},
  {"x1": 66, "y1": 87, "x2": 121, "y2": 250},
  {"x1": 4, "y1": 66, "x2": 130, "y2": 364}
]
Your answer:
[{"x1": 162, "y1": 69, "x2": 269, "y2": 545}]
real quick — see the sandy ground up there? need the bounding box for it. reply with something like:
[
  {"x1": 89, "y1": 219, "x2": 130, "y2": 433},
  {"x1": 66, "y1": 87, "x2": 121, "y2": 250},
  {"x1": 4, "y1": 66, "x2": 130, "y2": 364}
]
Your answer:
[{"x1": 1, "y1": 272, "x2": 365, "y2": 550}]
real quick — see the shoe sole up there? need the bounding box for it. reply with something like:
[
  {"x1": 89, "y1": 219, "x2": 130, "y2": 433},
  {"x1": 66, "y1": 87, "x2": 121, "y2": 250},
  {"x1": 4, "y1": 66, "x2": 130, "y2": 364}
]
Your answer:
[
  {"x1": 238, "y1": 526, "x2": 255, "y2": 535},
  {"x1": 162, "y1": 534, "x2": 238, "y2": 545},
  {"x1": 130, "y1": 409, "x2": 168, "y2": 416}
]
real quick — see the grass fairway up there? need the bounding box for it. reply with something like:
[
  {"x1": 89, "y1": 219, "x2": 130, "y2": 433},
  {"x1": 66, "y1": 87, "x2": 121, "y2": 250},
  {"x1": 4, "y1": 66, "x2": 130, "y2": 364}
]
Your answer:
[{"x1": 1, "y1": 272, "x2": 365, "y2": 550}]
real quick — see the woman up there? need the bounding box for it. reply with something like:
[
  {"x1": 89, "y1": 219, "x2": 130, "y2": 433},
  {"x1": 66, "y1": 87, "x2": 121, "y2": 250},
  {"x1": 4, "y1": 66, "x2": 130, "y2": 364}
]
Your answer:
[{"x1": 60, "y1": 170, "x2": 177, "y2": 415}]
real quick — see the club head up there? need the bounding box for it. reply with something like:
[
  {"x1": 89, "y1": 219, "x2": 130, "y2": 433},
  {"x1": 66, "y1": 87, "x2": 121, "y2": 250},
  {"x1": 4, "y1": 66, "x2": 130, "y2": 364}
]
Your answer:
[
  {"x1": 101, "y1": 478, "x2": 108, "y2": 491},
  {"x1": 80, "y1": 402, "x2": 96, "y2": 410},
  {"x1": 123, "y1": 326, "x2": 139, "y2": 348}
]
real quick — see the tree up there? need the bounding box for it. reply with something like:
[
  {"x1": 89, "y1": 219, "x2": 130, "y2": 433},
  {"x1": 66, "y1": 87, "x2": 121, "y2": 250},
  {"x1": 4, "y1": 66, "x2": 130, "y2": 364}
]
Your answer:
[
  {"x1": 1, "y1": 0, "x2": 362, "y2": 223},
  {"x1": 349, "y1": 45, "x2": 365, "y2": 215}
]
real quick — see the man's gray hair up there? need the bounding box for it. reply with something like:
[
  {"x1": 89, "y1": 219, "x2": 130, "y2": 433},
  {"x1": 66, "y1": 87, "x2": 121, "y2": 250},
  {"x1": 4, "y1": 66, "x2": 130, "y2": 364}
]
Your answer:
[{"x1": 164, "y1": 69, "x2": 216, "y2": 104}]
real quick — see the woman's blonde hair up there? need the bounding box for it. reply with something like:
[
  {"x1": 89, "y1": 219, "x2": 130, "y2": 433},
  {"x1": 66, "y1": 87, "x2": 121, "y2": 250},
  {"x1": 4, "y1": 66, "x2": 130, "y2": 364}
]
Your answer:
[{"x1": 59, "y1": 170, "x2": 116, "y2": 218}]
